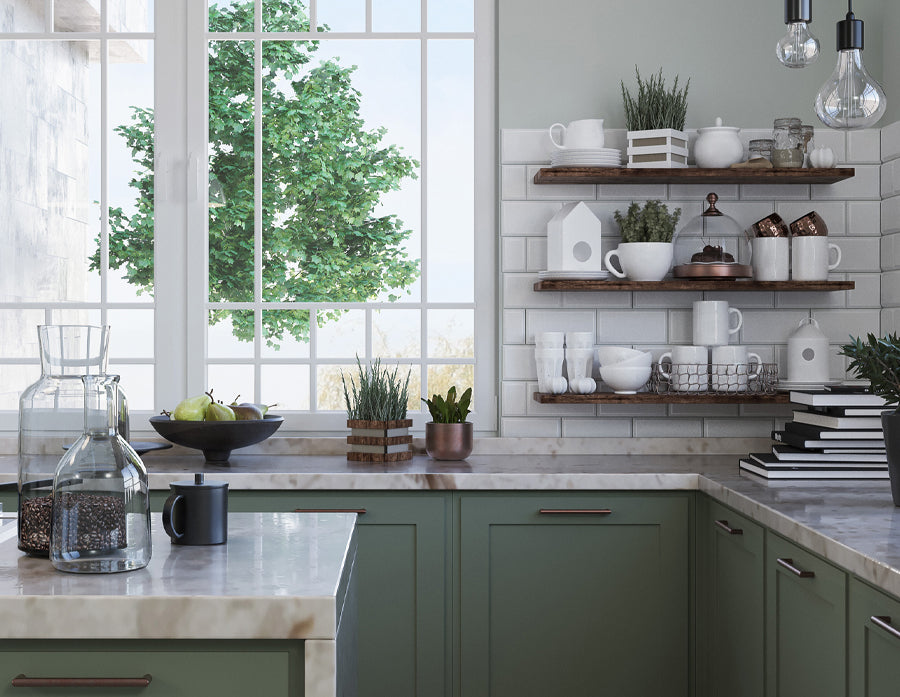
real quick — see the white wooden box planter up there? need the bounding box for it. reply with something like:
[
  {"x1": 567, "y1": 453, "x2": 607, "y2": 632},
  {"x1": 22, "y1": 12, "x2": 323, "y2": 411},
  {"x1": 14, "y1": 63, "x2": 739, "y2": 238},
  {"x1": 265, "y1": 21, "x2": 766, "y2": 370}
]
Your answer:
[
  {"x1": 347, "y1": 419, "x2": 413, "y2": 462},
  {"x1": 626, "y1": 128, "x2": 689, "y2": 169}
]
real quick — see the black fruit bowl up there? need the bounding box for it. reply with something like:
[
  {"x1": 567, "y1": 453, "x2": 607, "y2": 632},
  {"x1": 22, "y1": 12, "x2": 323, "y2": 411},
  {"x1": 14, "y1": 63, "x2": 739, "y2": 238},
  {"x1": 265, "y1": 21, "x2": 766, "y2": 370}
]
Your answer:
[{"x1": 149, "y1": 414, "x2": 284, "y2": 463}]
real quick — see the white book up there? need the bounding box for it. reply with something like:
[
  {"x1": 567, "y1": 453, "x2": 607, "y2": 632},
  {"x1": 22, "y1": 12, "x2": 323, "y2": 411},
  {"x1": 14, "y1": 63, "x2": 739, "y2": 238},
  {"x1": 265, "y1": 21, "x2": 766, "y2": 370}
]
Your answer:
[
  {"x1": 751, "y1": 453, "x2": 886, "y2": 469},
  {"x1": 740, "y1": 460, "x2": 890, "y2": 480},
  {"x1": 789, "y1": 391, "x2": 889, "y2": 408},
  {"x1": 771, "y1": 445, "x2": 887, "y2": 463},
  {"x1": 791, "y1": 410, "x2": 883, "y2": 430}
]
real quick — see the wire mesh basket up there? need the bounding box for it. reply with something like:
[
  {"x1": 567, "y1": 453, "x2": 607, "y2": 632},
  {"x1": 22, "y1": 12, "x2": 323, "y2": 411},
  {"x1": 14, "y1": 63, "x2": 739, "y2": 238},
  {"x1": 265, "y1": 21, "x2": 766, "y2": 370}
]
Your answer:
[{"x1": 649, "y1": 362, "x2": 779, "y2": 395}]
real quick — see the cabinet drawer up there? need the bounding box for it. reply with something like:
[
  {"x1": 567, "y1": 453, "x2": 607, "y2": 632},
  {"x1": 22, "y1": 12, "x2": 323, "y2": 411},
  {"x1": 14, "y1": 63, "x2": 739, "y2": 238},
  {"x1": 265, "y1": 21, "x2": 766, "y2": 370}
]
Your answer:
[
  {"x1": 849, "y1": 578, "x2": 900, "y2": 697},
  {"x1": 0, "y1": 640, "x2": 298, "y2": 697}
]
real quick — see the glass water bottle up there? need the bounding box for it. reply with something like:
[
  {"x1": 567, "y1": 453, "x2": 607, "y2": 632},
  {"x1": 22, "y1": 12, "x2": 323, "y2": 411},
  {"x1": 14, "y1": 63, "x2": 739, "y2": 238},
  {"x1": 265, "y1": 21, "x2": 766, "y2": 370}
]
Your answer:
[{"x1": 50, "y1": 375, "x2": 151, "y2": 574}]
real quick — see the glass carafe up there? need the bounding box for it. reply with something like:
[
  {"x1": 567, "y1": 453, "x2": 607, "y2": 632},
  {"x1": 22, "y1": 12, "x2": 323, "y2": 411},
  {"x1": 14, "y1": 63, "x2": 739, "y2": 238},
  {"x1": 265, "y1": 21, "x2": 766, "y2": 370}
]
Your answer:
[{"x1": 50, "y1": 375, "x2": 151, "y2": 573}]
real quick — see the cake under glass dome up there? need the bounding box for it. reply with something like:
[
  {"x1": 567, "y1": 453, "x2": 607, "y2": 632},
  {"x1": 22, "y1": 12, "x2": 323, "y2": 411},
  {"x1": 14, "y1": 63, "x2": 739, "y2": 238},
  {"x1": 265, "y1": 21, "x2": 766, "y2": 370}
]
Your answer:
[{"x1": 673, "y1": 193, "x2": 752, "y2": 278}]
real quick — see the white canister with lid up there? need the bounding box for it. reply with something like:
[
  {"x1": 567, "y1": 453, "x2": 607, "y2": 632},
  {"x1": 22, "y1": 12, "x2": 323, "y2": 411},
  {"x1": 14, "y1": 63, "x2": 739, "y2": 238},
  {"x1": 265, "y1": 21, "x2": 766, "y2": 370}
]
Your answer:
[
  {"x1": 786, "y1": 317, "x2": 831, "y2": 383},
  {"x1": 693, "y1": 117, "x2": 744, "y2": 169}
]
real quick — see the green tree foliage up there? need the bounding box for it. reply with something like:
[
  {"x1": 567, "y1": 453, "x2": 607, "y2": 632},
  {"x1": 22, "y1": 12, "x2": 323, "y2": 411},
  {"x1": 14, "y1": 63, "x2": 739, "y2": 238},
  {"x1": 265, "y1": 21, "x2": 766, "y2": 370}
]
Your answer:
[{"x1": 92, "y1": 0, "x2": 420, "y2": 347}]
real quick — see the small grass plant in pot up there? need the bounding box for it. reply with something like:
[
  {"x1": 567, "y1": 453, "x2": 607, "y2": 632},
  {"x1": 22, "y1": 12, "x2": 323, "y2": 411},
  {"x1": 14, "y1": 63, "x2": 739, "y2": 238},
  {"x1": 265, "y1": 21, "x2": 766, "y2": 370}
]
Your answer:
[
  {"x1": 342, "y1": 358, "x2": 413, "y2": 462},
  {"x1": 621, "y1": 66, "x2": 690, "y2": 168},
  {"x1": 604, "y1": 200, "x2": 681, "y2": 281},
  {"x1": 839, "y1": 333, "x2": 900, "y2": 505},
  {"x1": 422, "y1": 386, "x2": 473, "y2": 461}
]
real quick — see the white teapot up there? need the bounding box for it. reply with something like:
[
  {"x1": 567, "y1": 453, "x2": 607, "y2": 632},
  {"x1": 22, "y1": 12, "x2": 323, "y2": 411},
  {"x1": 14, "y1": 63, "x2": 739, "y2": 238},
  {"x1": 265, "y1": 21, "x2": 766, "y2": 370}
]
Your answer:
[{"x1": 693, "y1": 117, "x2": 743, "y2": 169}]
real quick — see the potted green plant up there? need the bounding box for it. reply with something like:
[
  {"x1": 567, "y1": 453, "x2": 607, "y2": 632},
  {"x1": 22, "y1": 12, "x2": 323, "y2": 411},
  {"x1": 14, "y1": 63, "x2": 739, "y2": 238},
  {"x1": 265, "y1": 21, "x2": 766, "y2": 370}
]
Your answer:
[
  {"x1": 342, "y1": 358, "x2": 413, "y2": 462},
  {"x1": 621, "y1": 66, "x2": 690, "y2": 168},
  {"x1": 839, "y1": 333, "x2": 900, "y2": 505},
  {"x1": 605, "y1": 200, "x2": 682, "y2": 281},
  {"x1": 421, "y1": 386, "x2": 473, "y2": 461}
]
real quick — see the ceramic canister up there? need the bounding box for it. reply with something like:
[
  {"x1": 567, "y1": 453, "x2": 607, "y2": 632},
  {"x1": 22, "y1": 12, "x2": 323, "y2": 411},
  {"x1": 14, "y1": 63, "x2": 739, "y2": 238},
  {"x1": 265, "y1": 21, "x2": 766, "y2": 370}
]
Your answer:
[{"x1": 786, "y1": 318, "x2": 831, "y2": 383}]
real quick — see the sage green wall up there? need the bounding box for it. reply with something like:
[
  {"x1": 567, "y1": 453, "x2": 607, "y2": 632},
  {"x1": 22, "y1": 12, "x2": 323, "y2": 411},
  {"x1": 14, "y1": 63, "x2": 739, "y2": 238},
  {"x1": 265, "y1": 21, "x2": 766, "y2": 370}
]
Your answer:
[
  {"x1": 884, "y1": 1, "x2": 900, "y2": 124},
  {"x1": 499, "y1": 0, "x2": 886, "y2": 129}
]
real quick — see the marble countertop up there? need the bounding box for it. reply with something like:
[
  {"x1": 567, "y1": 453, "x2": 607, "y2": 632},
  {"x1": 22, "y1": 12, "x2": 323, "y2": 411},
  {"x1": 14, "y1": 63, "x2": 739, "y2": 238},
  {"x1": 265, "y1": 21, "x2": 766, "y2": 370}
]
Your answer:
[{"x1": 0, "y1": 512, "x2": 357, "y2": 640}]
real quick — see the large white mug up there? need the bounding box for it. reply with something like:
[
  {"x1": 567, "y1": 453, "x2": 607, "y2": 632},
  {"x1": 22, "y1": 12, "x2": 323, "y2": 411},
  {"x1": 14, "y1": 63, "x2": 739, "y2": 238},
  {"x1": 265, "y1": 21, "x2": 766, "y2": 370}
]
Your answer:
[
  {"x1": 549, "y1": 119, "x2": 605, "y2": 150},
  {"x1": 750, "y1": 237, "x2": 790, "y2": 282},
  {"x1": 692, "y1": 300, "x2": 742, "y2": 346},
  {"x1": 658, "y1": 345, "x2": 709, "y2": 392},
  {"x1": 711, "y1": 345, "x2": 762, "y2": 393},
  {"x1": 604, "y1": 242, "x2": 674, "y2": 282},
  {"x1": 791, "y1": 236, "x2": 841, "y2": 281}
]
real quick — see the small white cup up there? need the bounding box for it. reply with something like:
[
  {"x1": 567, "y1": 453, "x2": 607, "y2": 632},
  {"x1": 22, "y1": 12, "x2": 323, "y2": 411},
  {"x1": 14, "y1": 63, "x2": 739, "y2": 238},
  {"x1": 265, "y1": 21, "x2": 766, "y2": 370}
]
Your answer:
[
  {"x1": 692, "y1": 300, "x2": 742, "y2": 346},
  {"x1": 791, "y1": 236, "x2": 841, "y2": 281},
  {"x1": 565, "y1": 347, "x2": 595, "y2": 384},
  {"x1": 658, "y1": 345, "x2": 709, "y2": 392},
  {"x1": 535, "y1": 348, "x2": 566, "y2": 393},
  {"x1": 549, "y1": 119, "x2": 605, "y2": 150},
  {"x1": 710, "y1": 345, "x2": 762, "y2": 392},
  {"x1": 535, "y1": 331, "x2": 565, "y2": 348},
  {"x1": 751, "y1": 237, "x2": 790, "y2": 282},
  {"x1": 565, "y1": 332, "x2": 594, "y2": 349}
]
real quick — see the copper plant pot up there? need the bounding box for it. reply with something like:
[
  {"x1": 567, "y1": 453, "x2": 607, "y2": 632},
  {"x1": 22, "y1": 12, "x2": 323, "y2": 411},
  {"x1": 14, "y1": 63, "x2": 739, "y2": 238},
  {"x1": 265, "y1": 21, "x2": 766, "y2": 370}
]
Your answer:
[{"x1": 425, "y1": 422, "x2": 474, "y2": 461}]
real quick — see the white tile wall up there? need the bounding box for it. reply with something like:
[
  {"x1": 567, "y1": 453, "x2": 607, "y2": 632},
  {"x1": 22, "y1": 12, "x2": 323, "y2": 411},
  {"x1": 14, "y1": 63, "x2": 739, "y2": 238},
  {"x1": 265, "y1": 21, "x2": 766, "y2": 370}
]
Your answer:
[{"x1": 499, "y1": 125, "x2": 887, "y2": 438}]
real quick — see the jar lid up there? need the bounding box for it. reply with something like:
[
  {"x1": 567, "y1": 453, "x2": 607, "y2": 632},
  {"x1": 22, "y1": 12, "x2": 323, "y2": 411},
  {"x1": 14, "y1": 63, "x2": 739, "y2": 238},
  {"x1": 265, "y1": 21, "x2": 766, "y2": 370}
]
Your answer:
[{"x1": 170, "y1": 473, "x2": 228, "y2": 490}]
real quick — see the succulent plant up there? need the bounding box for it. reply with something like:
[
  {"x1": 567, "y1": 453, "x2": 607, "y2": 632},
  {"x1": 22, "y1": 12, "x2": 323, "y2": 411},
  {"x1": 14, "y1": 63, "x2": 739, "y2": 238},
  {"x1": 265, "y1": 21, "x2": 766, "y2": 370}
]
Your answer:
[
  {"x1": 839, "y1": 333, "x2": 900, "y2": 411},
  {"x1": 613, "y1": 200, "x2": 682, "y2": 243},
  {"x1": 422, "y1": 386, "x2": 472, "y2": 424}
]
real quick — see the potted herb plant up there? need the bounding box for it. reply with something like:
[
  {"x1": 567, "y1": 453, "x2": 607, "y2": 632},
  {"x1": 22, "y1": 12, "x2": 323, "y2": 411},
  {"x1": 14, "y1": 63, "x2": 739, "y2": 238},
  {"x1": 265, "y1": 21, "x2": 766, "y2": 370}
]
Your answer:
[
  {"x1": 621, "y1": 66, "x2": 690, "y2": 168},
  {"x1": 342, "y1": 358, "x2": 413, "y2": 462},
  {"x1": 604, "y1": 200, "x2": 682, "y2": 281},
  {"x1": 422, "y1": 386, "x2": 473, "y2": 461},
  {"x1": 839, "y1": 333, "x2": 900, "y2": 505}
]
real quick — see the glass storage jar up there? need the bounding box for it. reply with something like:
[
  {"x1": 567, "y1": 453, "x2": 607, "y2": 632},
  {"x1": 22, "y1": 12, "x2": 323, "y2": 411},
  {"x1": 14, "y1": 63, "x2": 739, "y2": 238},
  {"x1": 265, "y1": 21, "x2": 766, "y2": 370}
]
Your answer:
[
  {"x1": 772, "y1": 117, "x2": 803, "y2": 168},
  {"x1": 50, "y1": 374, "x2": 150, "y2": 574},
  {"x1": 749, "y1": 139, "x2": 774, "y2": 162}
]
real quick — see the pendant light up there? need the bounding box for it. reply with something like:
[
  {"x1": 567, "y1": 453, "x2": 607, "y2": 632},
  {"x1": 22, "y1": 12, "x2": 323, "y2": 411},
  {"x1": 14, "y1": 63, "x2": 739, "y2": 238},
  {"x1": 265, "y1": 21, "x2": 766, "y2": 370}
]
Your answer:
[
  {"x1": 776, "y1": 0, "x2": 820, "y2": 68},
  {"x1": 814, "y1": 1, "x2": 886, "y2": 130}
]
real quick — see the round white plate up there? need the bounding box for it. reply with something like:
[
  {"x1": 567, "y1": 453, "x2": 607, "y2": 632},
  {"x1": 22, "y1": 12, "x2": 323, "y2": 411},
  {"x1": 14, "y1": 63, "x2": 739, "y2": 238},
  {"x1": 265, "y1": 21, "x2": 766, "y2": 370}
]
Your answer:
[{"x1": 553, "y1": 147, "x2": 622, "y2": 155}]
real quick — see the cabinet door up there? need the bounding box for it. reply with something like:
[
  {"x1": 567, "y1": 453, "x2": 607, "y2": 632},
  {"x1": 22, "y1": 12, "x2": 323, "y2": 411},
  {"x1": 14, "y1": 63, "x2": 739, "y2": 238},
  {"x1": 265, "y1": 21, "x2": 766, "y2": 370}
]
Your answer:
[
  {"x1": 459, "y1": 492, "x2": 690, "y2": 697},
  {"x1": 848, "y1": 578, "x2": 900, "y2": 697},
  {"x1": 766, "y1": 533, "x2": 847, "y2": 697},
  {"x1": 227, "y1": 491, "x2": 448, "y2": 697},
  {"x1": 698, "y1": 498, "x2": 765, "y2": 697}
]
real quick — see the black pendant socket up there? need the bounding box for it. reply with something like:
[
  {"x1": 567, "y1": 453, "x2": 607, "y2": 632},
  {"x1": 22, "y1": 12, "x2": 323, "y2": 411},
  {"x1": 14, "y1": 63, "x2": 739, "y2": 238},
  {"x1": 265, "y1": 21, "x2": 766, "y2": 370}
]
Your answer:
[
  {"x1": 837, "y1": 11, "x2": 864, "y2": 50},
  {"x1": 784, "y1": 0, "x2": 812, "y2": 24}
]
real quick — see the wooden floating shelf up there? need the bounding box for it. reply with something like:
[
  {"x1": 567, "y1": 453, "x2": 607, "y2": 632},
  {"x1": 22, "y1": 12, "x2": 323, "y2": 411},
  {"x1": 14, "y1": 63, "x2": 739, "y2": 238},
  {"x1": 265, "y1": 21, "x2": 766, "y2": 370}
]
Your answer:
[
  {"x1": 533, "y1": 391, "x2": 790, "y2": 405},
  {"x1": 533, "y1": 279, "x2": 855, "y2": 292},
  {"x1": 533, "y1": 167, "x2": 855, "y2": 185}
]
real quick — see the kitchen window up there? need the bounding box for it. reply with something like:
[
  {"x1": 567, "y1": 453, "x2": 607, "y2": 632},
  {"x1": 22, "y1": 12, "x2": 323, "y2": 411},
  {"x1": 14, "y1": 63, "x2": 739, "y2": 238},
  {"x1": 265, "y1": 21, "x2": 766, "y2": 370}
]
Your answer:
[{"x1": 0, "y1": 0, "x2": 495, "y2": 436}]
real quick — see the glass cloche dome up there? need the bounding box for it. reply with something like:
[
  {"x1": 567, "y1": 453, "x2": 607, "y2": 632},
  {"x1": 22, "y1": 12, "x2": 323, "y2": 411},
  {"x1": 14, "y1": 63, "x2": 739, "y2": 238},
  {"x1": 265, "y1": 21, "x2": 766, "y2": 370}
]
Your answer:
[{"x1": 673, "y1": 193, "x2": 752, "y2": 278}]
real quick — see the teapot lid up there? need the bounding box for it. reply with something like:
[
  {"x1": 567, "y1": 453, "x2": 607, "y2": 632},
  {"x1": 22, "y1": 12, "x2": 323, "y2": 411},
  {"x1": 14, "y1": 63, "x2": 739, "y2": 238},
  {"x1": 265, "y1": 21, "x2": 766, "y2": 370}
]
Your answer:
[{"x1": 788, "y1": 317, "x2": 827, "y2": 340}]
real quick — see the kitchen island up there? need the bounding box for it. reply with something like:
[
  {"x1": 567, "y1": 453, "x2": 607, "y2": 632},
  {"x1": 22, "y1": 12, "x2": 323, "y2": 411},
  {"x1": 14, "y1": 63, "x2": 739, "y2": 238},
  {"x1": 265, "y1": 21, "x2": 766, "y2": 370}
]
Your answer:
[{"x1": 0, "y1": 512, "x2": 357, "y2": 697}]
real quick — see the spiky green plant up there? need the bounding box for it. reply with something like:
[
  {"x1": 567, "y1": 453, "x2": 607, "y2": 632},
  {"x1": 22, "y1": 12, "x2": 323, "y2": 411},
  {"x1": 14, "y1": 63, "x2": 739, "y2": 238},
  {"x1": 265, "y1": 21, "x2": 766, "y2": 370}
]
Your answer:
[
  {"x1": 614, "y1": 200, "x2": 682, "y2": 243},
  {"x1": 621, "y1": 66, "x2": 690, "y2": 132},
  {"x1": 839, "y1": 333, "x2": 900, "y2": 411},
  {"x1": 342, "y1": 357, "x2": 411, "y2": 421},
  {"x1": 422, "y1": 386, "x2": 472, "y2": 424}
]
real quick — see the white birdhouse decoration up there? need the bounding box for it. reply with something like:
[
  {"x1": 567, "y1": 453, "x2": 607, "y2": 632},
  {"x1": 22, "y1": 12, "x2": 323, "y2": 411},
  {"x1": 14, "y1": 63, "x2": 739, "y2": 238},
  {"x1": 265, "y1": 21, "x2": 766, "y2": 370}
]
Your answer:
[{"x1": 546, "y1": 202, "x2": 604, "y2": 273}]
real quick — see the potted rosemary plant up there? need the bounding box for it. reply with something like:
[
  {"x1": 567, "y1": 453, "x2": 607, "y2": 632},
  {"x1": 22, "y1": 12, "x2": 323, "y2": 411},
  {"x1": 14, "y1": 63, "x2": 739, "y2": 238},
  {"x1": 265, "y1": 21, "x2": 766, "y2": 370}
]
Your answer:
[
  {"x1": 422, "y1": 386, "x2": 473, "y2": 461},
  {"x1": 605, "y1": 200, "x2": 682, "y2": 281},
  {"x1": 342, "y1": 358, "x2": 413, "y2": 462},
  {"x1": 621, "y1": 66, "x2": 690, "y2": 168},
  {"x1": 839, "y1": 333, "x2": 900, "y2": 505}
]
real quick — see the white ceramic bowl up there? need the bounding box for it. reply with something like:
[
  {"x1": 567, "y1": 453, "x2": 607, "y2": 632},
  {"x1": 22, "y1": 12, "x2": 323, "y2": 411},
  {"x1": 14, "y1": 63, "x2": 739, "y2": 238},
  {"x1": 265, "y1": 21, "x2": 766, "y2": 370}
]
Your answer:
[
  {"x1": 600, "y1": 364, "x2": 652, "y2": 394},
  {"x1": 595, "y1": 347, "x2": 652, "y2": 368}
]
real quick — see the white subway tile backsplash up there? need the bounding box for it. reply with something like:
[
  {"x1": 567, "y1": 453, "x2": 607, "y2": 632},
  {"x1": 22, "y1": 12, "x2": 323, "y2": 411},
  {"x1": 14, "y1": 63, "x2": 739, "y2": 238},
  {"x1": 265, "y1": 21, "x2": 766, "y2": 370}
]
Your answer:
[
  {"x1": 502, "y1": 345, "x2": 538, "y2": 380},
  {"x1": 882, "y1": 270, "x2": 900, "y2": 307},
  {"x1": 597, "y1": 310, "x2": 669, "y2": 343},
  {"x1": 713, "y1": 201, "x2": 775, "y2": 228},
  {"x1": 813, "y1": 129, "x2": 847, "y2": 162},
  {"x1": 501, "y1": 129, "x2": 553, "y2": 164},
  {"x1": 526, "y1": 384, "x2": 595, "y2": 417},
  {"x1": 704, "y1": 419, "x2": 775, "y2": 438},
  {"x1": 883, "y1": 197, "x2": 900, "y2": 234},
  {"x1": 525, "y1": 166, "x2": 596, "y2": 201},
  {"x1": 596, "y1": 184, "x2": 668, "y2": 200},
  {"x1": 596, "y1": 403, "x2": 668, "y2": 417},
  {"x1": 501, "y1": 417, "x2": 561, "y2": 437},
  {"x1": 633, "y1": 291, "x2": 702, "y2": 308},
  {"x1": 526, "y1": 237, "x2": 547, "y2": 272},
  {"x1": 740, "y1": 310, "x2": 810, "y2": 342},
  {"x1": 882, "y1": 233, "x2": 900, "y2": 271},
  {"x1": 501, "y1": 237, "x2": 527, "y2": 272},
  {"x1": 525, "y1": 309, "x2": 596, "y2": 342},
  {"x1": 812, "y1": 165, "x2": 880, "y2": 200},
  {"x1": 669, "y1": 184, "x2": 739, "y2": 200},
  {"x1": 881, "y1": 160, "x2": 898, "y2": 198},
  {"x1": 502, "y1": 309, "x2": 526, "y2": 344},
  {"x1": 829, "y1": 236, "x2": 879, "y2": 272},
  {"x1": 562, "y1": 418, "x2": 633, "y2": 438},
  {"x1": 501, "y1": 165, "x2": 527, "y2": 200},
  {"x1": 847, "y1": 274, "x2": 881, "y2": 308},
  {"x1": 741, "y1": 402, "x2": 793, "y2": 418},
  {"x1": 709, "y1": 291, "x2": 775, "y2": 309},
  {"x1": 501, "y1": 381, "x2": 528, "y2": 416},
  {"x1": 504, "y1": 274, "x2": 561, "y2": 308},
  {"x1": 882, "y1": 121, "x2": 900, "y2": 162},
  {"x1": 669, "y1": 403, "x2": 739, "y2": 417},
  {"x1": 811, "y1": 309, "x2": 880, "y2": 339},
  {"x1": 561, "y1": 292, "x2": 632, "y2": 308},
  {"x1": 847, "y1": 129, "x2": 881, "y2": 164},
  {"x1": 847, "y1": 201, "x2": 880, "y2": 234},
  {"x1": 634, "y1": 418, "x2": 703, "y2": 438},
  {"x1": 502, "y1": 201, "x2": 564, "y2": 236},
  {"x1": 775, "y1": 288, "x2": 846, "y2": 309},
  {"x1": 881, "y1": 308, "x2": 900, "y2": 333},
  {"x1": 667, "y1": 309, "x2": 692, "y2": 344},
  {"x1": 740, "y1": 184, "x2": 810, "y2": 200},
  {"x1": 776, "y1": 201, "x2": 845, "y2": 234}
]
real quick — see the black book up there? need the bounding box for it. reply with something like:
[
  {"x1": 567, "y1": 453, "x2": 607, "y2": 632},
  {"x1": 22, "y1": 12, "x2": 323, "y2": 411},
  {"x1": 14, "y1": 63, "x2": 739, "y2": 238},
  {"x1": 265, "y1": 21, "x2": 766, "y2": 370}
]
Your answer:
[
  {"x1": 750, "y1": 452, "x2": 886, "y2": 470},
  {"x1": 806, "y1": 405, "x2": 891, "y2": 417},
  {"x1": 740, "y1": 459, "x2": 889, "y2": 480},
  {"x1": 791, "y1": 410, "x2": 883, "y2": 430},
  {"x1": 771, "y1": 444, "x2": 887, "y2": 463},
  {"x1": 772, "y1": 430, "x2": 886, "y2": 450},
  {"x1": 783, "y1": 420, "x2": 883, "y2": 440}
]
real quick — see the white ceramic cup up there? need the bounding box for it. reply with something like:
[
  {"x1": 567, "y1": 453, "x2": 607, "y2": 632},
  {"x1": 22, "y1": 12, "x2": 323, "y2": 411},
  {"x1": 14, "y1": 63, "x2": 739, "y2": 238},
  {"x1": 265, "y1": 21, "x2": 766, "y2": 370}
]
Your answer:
[
  {"x1": 604, "y1": 242, "x2": 674, "y2": 282},
  {"x1": 710, "y1": 345, "x2": 762, "y2": 393},
  {"x1": 549, "y1": 119, "x2": 605, "y2": 150},
  {"x1": 535, "y1": 331, "x2": 565, "y2": 348},
  {"x1": 750, "y1": 237, "x2": 790, "y2": 282},
  {"x1": 692, "y1": 300, "x2": 742, "y2": 346},
  {"x1": 565, "y1": 348, "x2": 595, "y2": 382},
  {"x1": 565, "y1": 332, "x2": 594, "y2": 349},
  {"x1": 658, "y1": 345, "x2": 709, "y2": 392},
  {"x1": 791, "y1": 236, "x2": 841, "y2": 281},
  {"x1": 534, "y1": 348, "x2": 566, "y2": 394}
]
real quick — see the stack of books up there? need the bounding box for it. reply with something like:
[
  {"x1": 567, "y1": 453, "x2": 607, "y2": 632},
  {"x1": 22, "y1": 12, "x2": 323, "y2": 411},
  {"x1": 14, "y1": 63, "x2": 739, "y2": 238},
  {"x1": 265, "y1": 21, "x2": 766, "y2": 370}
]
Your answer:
[{"x1": 739, "y1": 388, "x2": 890, "y2": 480}]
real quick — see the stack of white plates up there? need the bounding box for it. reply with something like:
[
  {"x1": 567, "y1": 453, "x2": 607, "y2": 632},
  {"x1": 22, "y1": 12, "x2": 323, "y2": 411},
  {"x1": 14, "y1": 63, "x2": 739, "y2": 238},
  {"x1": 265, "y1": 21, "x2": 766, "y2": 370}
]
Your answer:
[
  {"x1": 550, "y1": 147, "x2": 622, "y2": 168},
  {"x1": 538, "y1": 270, "x2": 610, "y2": 281}
]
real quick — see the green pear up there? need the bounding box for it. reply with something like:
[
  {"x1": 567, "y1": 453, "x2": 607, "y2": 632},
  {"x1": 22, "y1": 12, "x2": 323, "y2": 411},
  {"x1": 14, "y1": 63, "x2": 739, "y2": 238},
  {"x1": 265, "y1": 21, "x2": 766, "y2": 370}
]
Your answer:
[
  {"x1": 172, "y1": 393, "x2": 212, "y2": 421},
  {"x1": 205, "y1": 400, "x2": 236, "y2": 421}
]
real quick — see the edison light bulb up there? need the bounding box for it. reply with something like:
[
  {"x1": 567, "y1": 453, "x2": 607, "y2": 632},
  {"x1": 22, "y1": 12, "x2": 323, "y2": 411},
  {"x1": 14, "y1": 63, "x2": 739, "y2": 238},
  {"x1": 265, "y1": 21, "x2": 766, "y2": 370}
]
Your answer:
[
  {"x1": 814, "y1": 10, "x2": 886, "y2": 130},
  {"x1": 776, "y1": 21, "x2": 820, "y2": 68}
]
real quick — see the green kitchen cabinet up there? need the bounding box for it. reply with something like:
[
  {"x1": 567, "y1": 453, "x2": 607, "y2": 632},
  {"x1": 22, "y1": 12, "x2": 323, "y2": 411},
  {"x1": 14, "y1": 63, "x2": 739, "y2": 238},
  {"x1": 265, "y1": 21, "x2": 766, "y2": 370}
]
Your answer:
[
  {"x1": 224, "y1": 491, "x2": 450, "y2": 697},
  {"x1": 458, "y1": 492, "x2": 691, "y2": 697},
  {"x1": 697, "y1": 498, "x2": 765, "y2": 697},
  {"x1": 766, "y1": 532, "x2": 847, "y2": 697},
  {"x1": 848, "y1": 578, "x2": 900, "y2": 697},
  {"x1": 0, "y1": 640, "x2": 301, "y2": 696}
]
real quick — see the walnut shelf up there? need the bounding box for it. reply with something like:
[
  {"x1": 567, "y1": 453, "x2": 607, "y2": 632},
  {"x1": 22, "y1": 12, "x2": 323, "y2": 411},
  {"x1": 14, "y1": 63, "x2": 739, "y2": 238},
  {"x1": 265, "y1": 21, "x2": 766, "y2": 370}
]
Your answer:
[
  {"x1": 533, "y1": 391, "x2": 790, "y2": 405},
  {"x1": 533, "y1": 279, "x2": 855, "y2": 292},
  {"x1": 532, "y1": 167, "x2": 855, "y2": 185}
]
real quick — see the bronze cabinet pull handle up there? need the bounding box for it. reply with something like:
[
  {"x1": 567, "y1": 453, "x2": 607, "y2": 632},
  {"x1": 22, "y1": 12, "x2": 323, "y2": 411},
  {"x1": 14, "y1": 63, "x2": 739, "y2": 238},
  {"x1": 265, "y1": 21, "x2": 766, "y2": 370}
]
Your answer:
[
  {"x1": 12, "y1": 674, "x2": 152, "y2": 688},
  {"x1": 294, "y1": 508, "x2": 367, "y2": 515},
  {"x1": 776, "y1": 557, "x2": 815, "y2": 578},
  {"x1": 538, "y1": 508, "x2": 612, "y2": 515},
  {"x1": 714, "y1": 519, "x2": 743, "y2": 535},
  {"x1": 871, "y1": 616, "x2": 900, "y2": 641}
]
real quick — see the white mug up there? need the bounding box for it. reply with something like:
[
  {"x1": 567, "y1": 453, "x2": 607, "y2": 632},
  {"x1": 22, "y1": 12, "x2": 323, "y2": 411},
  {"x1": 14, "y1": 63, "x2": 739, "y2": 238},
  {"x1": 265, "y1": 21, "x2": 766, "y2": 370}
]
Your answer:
[
  {"x1": 549, "y1": 119, "x2": 605, "y2": 150},
  {"x1": 605, "y1": 243, "x2": 674, "y2": 282},
  {"x1": 658, "y1": 345, "x2": 709, "y2": 392},
  {"x1": 750, "y1": 237, "x2": 789, "y2": 282},
  {"x1": 791, "y1": 236, "x2": 841, "y2": 281},
  {"x1": 692, "y1": 300, "x2": 742, "y2": 346},
  {"x1": 711, "y1": 345, "x2": 762, "y2": 393}
]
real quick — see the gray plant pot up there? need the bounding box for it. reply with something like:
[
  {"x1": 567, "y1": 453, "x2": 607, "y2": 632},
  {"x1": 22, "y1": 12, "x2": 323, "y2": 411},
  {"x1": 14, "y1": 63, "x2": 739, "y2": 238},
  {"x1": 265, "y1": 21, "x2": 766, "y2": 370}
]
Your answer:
[{"x1": 881, "y1": 411, "x2": 900, "y2": 506}]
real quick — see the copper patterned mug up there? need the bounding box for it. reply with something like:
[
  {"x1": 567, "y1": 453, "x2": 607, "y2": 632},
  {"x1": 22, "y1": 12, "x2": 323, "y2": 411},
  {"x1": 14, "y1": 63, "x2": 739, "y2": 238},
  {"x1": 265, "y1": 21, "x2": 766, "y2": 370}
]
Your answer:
[{"x1": 789, "y1": 211, "x2": 829, "y2": 236}]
